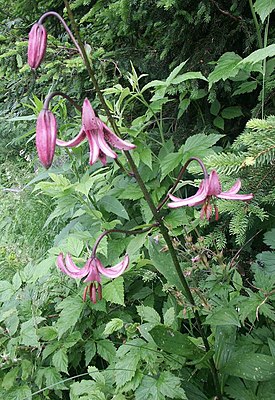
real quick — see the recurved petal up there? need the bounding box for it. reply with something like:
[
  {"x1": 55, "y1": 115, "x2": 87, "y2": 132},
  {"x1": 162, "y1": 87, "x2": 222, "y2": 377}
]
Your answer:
[
  {"x1": 56, "y1": 128, "x2": 86, "y2": 147},
  {"x1": 36, "y1": 109, "x2": 57, "y2": 169},
  {"x1": 28, "y1": 23, "x2": 47, "y2": 69},
  {"x1": 56, "y1": 253, "x2": 88, "y2": 279},
  {"x1": 222, "y1": 178, "x2": 242, "y2": 195},
  {"x1": 168, "y1": 180, "x2": 208, "y2": 208},
  {"x1": 217, "y1": 192, "x2": 253, "y2": 201},
  {"x1": 83, "y1": 258, "x2": 101, "y2": 282},
  {"x1": 97, "y1": 121, "x2": 117, "y2": 159},
  {"x1": 82, "y1": 98, "x2": 98, "y2": 131},
  {"x1": 65, "y1": 254, "x2": 90, "y2": 277},
  {"x1": 98, "y1": 151, "x2": 107, "y2": 166},
  {"x1": 96, "y1": 254, "x2": 129, "y2": 278},
  {"x1": 207, "y1": 170, "x2": 222, "y2": 196},
  {"x1": 86, "y1": 130, "x2": 100, "y2": 165},
  {"x1": 102, "y1": 121, "x2": 136, "y2": 150}
]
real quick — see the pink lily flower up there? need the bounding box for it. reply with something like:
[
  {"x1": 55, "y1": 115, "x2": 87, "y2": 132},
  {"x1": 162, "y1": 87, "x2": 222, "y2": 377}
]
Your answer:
[
  {"x1": 56, "y1": 98, "x2": 136, "y2": 165},
  {"x1": 36, "y1": 109, "x2": 57, "y2": 169},
  {"x1": 168, "y1": 170, "x2": 253, "y2": 220},
  {"x1": 28, "y1": 23, "x2": 47, "y2": 69},
  {"x1": 57, "y1": 253, "x2": 129, "y2": 303}
]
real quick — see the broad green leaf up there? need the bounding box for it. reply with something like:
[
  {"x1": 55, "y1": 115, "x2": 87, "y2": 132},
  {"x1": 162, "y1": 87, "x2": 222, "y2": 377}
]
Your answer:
[
  {"x1": 214, "y1": 326, "x2": 236, "y2": 370},
  {"x1": 20, "y1": 318, "x2": 44, "y2": 346},
  {"x1": 43, "y1": 367, "x2": 67, "y2": 389},
  {"x1": 150, "y1": 325, "x2": 203, "y2": 358},
  {"x1": 172, "y1": 71, "x2": 207, "y2": 84},
  {"x1": 85, "y1": 341, "x2": 96, "y2": 366},
  {"x1": 104, "y1": 318, "x2": 124, "y2": 335},
  {"x1": 239, "y1": 44, "x2": 275, "y2": 66},
  {"x1": 96, "y1": 339, "x2": 116, "y2": 363},
  {"x1": 208, "y1": 52, "x2": 242, "y2": 87},
  {"x1": 205, "y1": 307, "x2": 241, "y2": 327},
  {"x1": 52, "y1": 348, "x2": 68, "y2": 374},
  {"x1": 178, "y1": 98, "x2": 190, "y2": 119},
  {"x1": 2, "y1": 367, "x2": 19, "y2": 390},
  {"x1": 135, "y1": 372, "x2": 187, "y2": 400},
  {"x1": 233, "y1": 81, "x2": 257, "y2": 96},
  {"x1": 38, "y1": 326, "x2": 58, "y2": 341},
  {"x1": 254, "y1": 251, "x2": 275, "y2": 273},
  {"x1": 210, "y1": 100, "x2": 221, "y2": 116},
  {"x1": 115, "y1": 353, "x2": 140, "y2": 388},
  {"x1": 0, "y1": 280, "x2": 14, "y2": 302},
  {"x1": 264, "y1": 228, "x2": 275, "y2": 249},
  {"x1": 126, "y1": 232, "x2": 148, "y2": 258},
  {"x1": 163, "y1": 307, "x2": 175, "y2": 327},
  {"x1": 99, "y1": 195, "x2": 129, "y2": 220},
  {"x1": 119, "y1": 185, "x2": 143, "y2": 200},
  {"x1": 148, "y1": 239, "x2": 185, "y2": 292},
  {"x1": 183, "y1": 133, "x2": 223, "y2": 153},
  {"x1": 21, "y1": 360, "x2": 32, "y2": 381},
  {"x1": 254, "y1": 0, "x2": 275, "y2": 22},
  {"x1": 160, "y1": 152, "x2": 182, "y2": 180},
  {"x1": 166, "y1": 60, "x2": 188, "y2": 83},
  {"x1": 164, "y1": 208, "x2": 189, "y2": 229},
  {"x1": 222, "y1": 353, "x2": 275, "y2": 381},
  {"x1": 213, "y1": 116, "x2": 224, "y2": 130},
  {"x1": 140, "y1": 146, "x2": 152, "y2": 169},
  {"x1": 136, "y1": 305, "x2": 160, "y2": 324},
  {"x1": 268, "y1": 338, "x2": 275, "y2": 357},
  {"x1": 67, "y1": 236, "x2": 84, "y2": 257},
  {"x1": 56, "y1": 295, "x2": 84, "y2": 338},
  {"x1": 221, "y1": 106, "x2": 243, "y2": 119},
  {"x1": 103, "y1": 276, "x2": 125, "y2": 305},
  {"x1": 1, "y1": 308, "x2": 19, "y2": 336}
]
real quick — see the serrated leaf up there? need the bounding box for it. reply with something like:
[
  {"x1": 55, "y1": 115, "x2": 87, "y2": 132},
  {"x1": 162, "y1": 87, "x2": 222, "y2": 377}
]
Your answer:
[
  {"x1": 264, "y1": 229, "x2": 275, "y2": 249},
  {"x1": 166, "y1": 60, "x2": 188, "y2": 83},
  {"x1": 52, "y1": 348, "x2": 68, "y2": 374},
  {"x1": 115, "y1": 353, "x2": 140, "y2": 388},
  {"x1": 85, "y1": 341, "x2": 96, "y2": 366},
  {"x1": 233, "y1": 81, "x2": 258, "y2": 96},
  {"x1": 171, "y1": 71, "x2": 207, "y2": 84},
  {"x1": 104, "y1": 318, "x2": 124, "y2": 335},
  {"x1": 222, "y1": 353, "x2": 275, "y2": 381},
  {"x1": 96, "y1": 339, "x2": 116, "y2": 363},
  {"x1": 99, "y1": 195, "x2": 129, "y2": 220},
  {"x1": 135, "y1": 372, "x2": 187, "y2": 400},
  {"x1": 2, "y1": 367, "x2": 19, "y2": 390},
  {"x1": 103, "y1": 277, "x2": 125, "y2": 305},
  {"x1": 160, "y1": 152, "x2": 182, "y2": 180},
  {"x1": 221, "y1": 106, "x2": 243, "y2": 119},
  {"x1": 0, "y1": 280, "x2": 14, "y2": 302},
  {"x1": 67, "y1": 236, "x2": 84, "y2": 257},
  {"x1": 205, "y1": 307, "x2": 241, "y2": 327},
  {"x1": 56, "y1": 295, "x2": 84, "y2": 338},
  {"x1": 126, "y1": 232, "x2": 148, "y2": 258},
  {"x1": 208, "y1": 52, "x2": 242, "y2": 87},
  {"x1": 254, "y1": 0, "x2": 275, "y2": 23},
  {"x1": 136, "y1": 305, "x2": 160, "y2": 324},
  {"x1": 238, "y1": 44, "x2": 275, "y2": 66},
  {"x1": 140, "y1": 146, "x2": 152, "y2": 169},
  {"x1": 150, "y1": 325, "x2": 203, "y2": 358},
  {"x1": 20, "y1": 318, "x2": 44, "y2": 346}
]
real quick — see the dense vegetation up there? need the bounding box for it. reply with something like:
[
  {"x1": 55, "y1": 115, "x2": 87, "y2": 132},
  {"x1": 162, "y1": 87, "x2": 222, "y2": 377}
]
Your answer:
[{"x1": 0, "y1": 1, "x2": 275, "y2": 399}]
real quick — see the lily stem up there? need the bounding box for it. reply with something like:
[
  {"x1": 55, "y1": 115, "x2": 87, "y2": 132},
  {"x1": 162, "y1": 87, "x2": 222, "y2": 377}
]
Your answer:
[{"x1": 63, "y1": 1, "x2": 222, "y2": 397}]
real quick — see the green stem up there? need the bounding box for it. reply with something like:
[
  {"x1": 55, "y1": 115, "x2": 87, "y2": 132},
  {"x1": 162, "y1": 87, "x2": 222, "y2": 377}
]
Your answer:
[
  {"x1": 248, "y1": 0, "x2": 263, "y2": 48},
  {"x1": 63, "y1": 2, "x2": 222, "y2": 397},
  {"x1": 262, "y1": 14, "x2": 270, "y2": 118}
]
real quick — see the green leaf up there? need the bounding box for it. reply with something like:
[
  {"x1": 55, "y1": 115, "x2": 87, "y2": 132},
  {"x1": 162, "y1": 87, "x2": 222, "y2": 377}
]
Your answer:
[
  {"x1": 150, "y1": 325, "x2": 203, "y2": 358},
  {"x1": 205, "y1": 307, "x2": 241, "y2": 327},
  {"x1": 214, "y1": 326, "x2": 236, "y2": 370},
  {"x1": 0, "y1": 280, "x2": 14, "y2": 302},
  {"x1": 210, "y1": 100, "x2": 221, "y2": 116},
  {"x1": 163, "y1": 307, "x2": 175, "y2": 327},
  {"x1": 52, "y1": 348, "x2": 68, "y2": 374},
  {"x1": 268, "y1": 338, "x2": 275, "y2": 357},
  {"x1": 56, "y1": 295, "x2": 84, "y2": 338},
  {"x1": 239, "y1": 44, "x2": 275, "y2": 66},
  {"x1": 67, "y1": 236, "x2": 84, "y2": 257},
  {"x1": 221, "y1": 106, "x2": 243, "y2": 119},
  {"x1": 233, "y1": 81, "x2": 258, "y2": 96},
  {"x1": 178, "y1": 98, "x2": 191, "y2": 119},
  {"x1": 264, "y1": 229, "x2": 275, "y2": 249},
  {"x1": 166, "y1": 60, "x2": 188, "y2": 83},
  {"x1": 164, "y1": 208, "x2": 189, "y2": 229},
  {"x1": 2, "y1": 367, "x2": 19, "y2": 390},
  {"x1": 254, "y1": 0, "x2": 275, "y2": 22},
  {"x1": 96, "y1": 339, "x2": 116, "y2": 363},
  {"x1": 140, "y1": 147, "x2": 153, "y2": 169},
  {"x1": 160, "y1": 152, "x2": 182, "y2": 180},
  {"x1": 183, "y1": 133, "x2": 223, "y2": 153},
  {"x1": 171, "y1": 71, "x2": 207, "y2": 84},
  {"x1": 254, "y1": 251, "x2": 275, "y2": 273},
  {"x1": 43, "y1": 367, "x2": 67, "y2": 389},
  {"x1": 222, "y1": 353, "x2": 275, "y2": 381},
  {"x1": 208, "y1": 52, "x2": 242, "y2": 87},
  {"x1": 136, "y1": 305, "x2": 161, "y2": 324},
  {"x1": 38, "y1": 326, "x2": 58, "y2": 341},
  {"x1": 103, "y1": 277, "x2": 125, "y2": 305},
  {"x1": 85, "y1": 341, "x2": 96, "y2": 366},
  {"x1": 213, "y1": 116, "x2": 224, "y2": 130},
  {"x1": 20, "y1": 318, "x2": 44, "y2": 346},
  {"x1": 135, "y1": 372, "x2": 187, "y2": 400},
  {"x1": 126, "y1": 232, "x2": 148, "y2": 258},
  {"x1": 104, "y1": 318, "x2": 124, "y2": 335},
  {"x1": 148, "y1": 239, "x2": 185, "y2": 292},
  {"x1": 119, "y1": 185, "x2": 143, "y2": 200},
  {"x1": 99, "y1": 195, "x2": 129, "y2": 220}
]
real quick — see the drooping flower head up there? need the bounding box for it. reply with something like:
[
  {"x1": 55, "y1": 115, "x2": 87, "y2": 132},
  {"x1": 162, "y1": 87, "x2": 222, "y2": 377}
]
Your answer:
[
  {"x1": 57, "y1": 253, "x2": 129, "y2": 303},
  {"x1": 56, "y1": 98, "x2": 136, "y2": 166},
  {"x1": 168, "y1": 170, "x2": 253, "y2": 220},
  {"x1": 28, "y1": 23, "x2": 47, "y2": 69},
  {"x1": 36, "y1": 109, "x2": 57, "y2": 169}
]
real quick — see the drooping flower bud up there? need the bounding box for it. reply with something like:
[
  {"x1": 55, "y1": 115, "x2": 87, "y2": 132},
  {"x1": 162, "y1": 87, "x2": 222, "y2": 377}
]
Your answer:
[
  {"x1": 82, "y1": 98, "x2": 98, "y2": 131},
  {"x1": 36, "y1": 109, "x2": 57, "y2": 169},
  {"x1": 28, "y1": 23, "x2": 47, "y2": 69}
]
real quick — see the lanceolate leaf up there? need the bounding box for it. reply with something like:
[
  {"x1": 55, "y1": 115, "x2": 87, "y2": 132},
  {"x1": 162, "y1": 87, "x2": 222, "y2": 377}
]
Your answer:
[{"x1": 254, "y1": 0, "x2": 275, "y2": 23}]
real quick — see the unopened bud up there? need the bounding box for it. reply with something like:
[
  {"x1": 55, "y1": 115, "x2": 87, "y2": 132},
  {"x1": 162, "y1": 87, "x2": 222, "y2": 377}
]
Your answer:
[
  {"x1": 28, "y1": 23, "x2": 47, "y2": 69},
  {"x1": 36, "y1": 109, "x2": 57, "y2": 169}
]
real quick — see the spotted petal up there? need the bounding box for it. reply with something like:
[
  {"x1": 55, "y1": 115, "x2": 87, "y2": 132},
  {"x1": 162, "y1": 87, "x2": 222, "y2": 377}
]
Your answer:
[{"x1": 96, "y1": 254, "x2": 129, "y2": 278}]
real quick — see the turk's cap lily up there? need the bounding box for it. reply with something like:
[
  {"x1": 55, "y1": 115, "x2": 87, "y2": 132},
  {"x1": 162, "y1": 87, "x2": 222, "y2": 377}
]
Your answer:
[
  {"x1": 28, "y1": 23, "x2": 47, "y2": 69},
  {"x1": 56, "y1": 98, "x2": 136, "y2": 165},
  {"x1": 168, "y1": 170, "x2": 253, "y2": 220},
  {"x1": 36, "y1": 109, "x2": 57, "y2": 169},
  {"x1": 56, "y1": 253, "x2": 129, "y2": 303}
]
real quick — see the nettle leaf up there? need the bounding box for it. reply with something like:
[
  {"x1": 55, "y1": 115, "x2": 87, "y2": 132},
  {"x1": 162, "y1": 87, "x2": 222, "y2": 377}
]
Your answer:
[
  {"x1": 135, "y1": 371, "x2": 187, "y2": 400},
  {"x1": 148, "y1": 238, "x2": 185, "y2": 293},
  {"x1": 56, "y1": 295, "x2": 84, "y2": 338},
  {"x1": 205, "y1": 307, "x2": 241, "y2": 327},
  {"x1": 254, "y1": 0, "x2": 275, "y2": 23},
  {"x1": 254, "y1": 251, "x2": 275, "y2": 274},
  {"x1": 103, "y1": 276, "x2": 125, "y2": 305},
  {"x1": 233, "y1": 81, "x2": 258, "y2": 96},
  {"x1": 222, "y1": 353, "x2": 275, "y2": 381},
  {"x1": 160, "y1": 152, "x2": 182, "y2": 180},
  {"x1": 150, "y1": 325, "x2": 203, "y2": 358},
  {"x1": 136, "y1": 305, "x2": 161, "y2": 324},
  {"x1": 96, "y1": 339, "x2": 116, "y2": 363},
  {"x1": 184, "y1": 133, "x2": 223, "y2": 153},
  {"x1": 103, "y1": 318, "x2": 124, "y2": 335},
  {"x1": 208, "y1": 52, "x2": 242, "y2": 87},
  {"x1": 52, "y1": 348, "x2": 68, "y2": 374},
  {"x1": 99, "y1": 195, "x2": 129, "y2": 220},
  {"x1": 221, "y1": 106, "x2": 243, "y2": 119}
]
